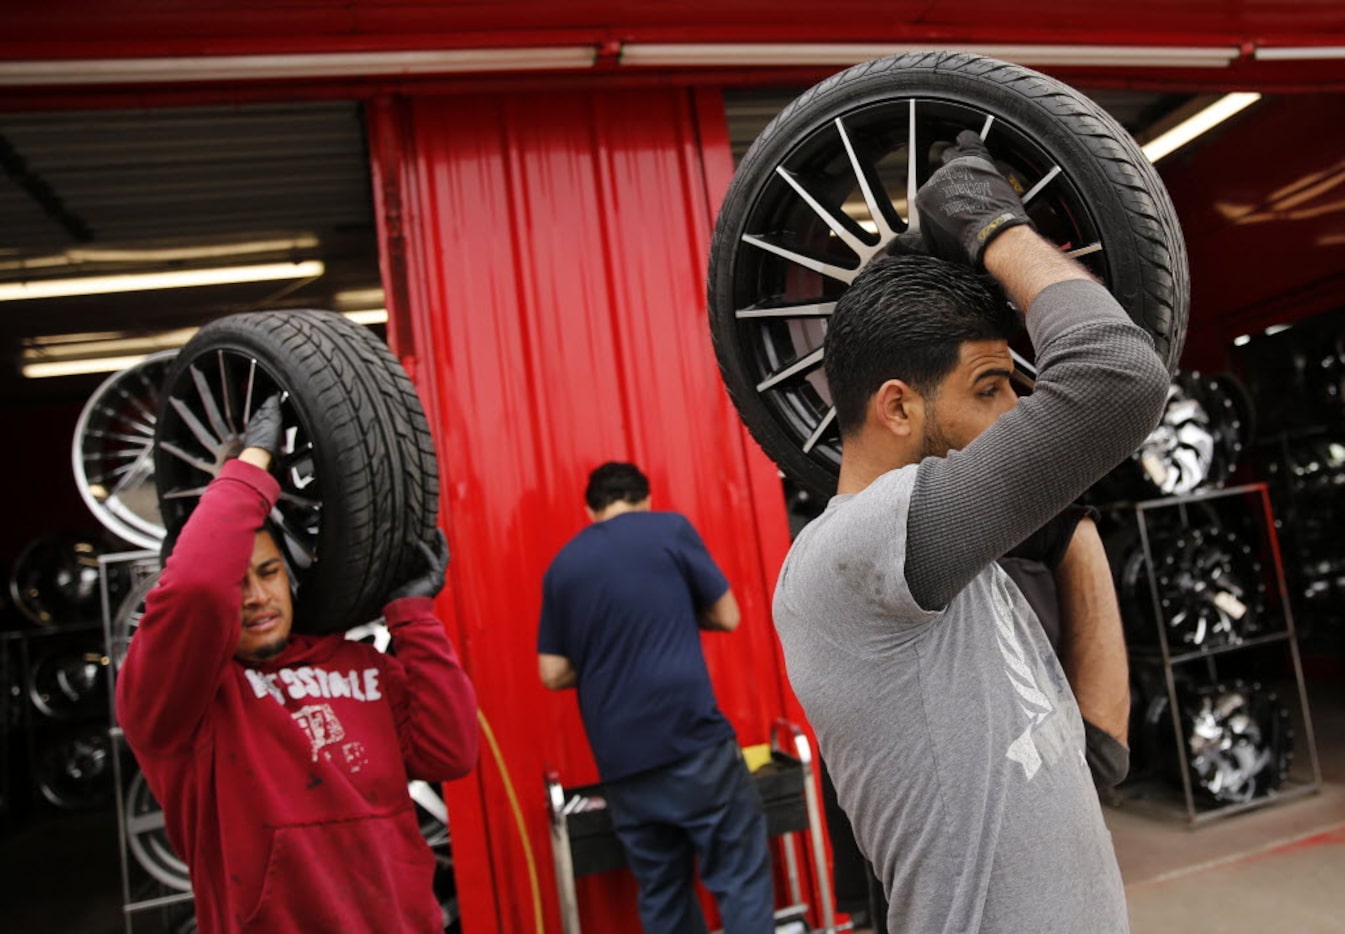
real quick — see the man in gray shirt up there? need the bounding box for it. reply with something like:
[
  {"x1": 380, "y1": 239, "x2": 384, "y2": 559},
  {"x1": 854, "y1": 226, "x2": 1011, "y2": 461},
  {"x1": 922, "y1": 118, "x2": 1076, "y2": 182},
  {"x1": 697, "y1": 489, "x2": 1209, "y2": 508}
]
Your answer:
[{"x1": 773, "y1": 132, "x2": 1170, "y2": 933}]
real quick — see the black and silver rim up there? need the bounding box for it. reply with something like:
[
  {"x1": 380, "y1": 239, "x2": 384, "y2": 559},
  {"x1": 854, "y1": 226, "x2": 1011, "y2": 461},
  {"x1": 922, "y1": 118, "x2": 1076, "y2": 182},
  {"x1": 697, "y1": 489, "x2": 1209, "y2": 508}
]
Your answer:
[
  {"x1": 155, "y1": 352, "x2": 319, "y2": 586},
  {"x1": 71, "y1": 350, "x2": 176, "y2": 550}
]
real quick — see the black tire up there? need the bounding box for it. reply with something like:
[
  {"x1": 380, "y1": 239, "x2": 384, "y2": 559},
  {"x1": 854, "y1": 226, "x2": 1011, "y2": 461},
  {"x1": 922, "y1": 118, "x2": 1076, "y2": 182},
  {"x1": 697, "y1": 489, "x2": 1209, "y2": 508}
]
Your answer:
[
  {"x1": 153, "y1": 310, "x2": 439, "y2": 634},
  {"x1": 708, "y1": 51, "x2": 1189, "y2": 496}
]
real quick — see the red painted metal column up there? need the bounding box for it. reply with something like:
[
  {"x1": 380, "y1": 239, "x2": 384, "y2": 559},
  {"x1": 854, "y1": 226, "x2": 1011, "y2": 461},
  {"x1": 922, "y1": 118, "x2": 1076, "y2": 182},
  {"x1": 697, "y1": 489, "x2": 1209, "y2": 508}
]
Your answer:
[{"x1": 368, "y1": 86, "x2": 809, "y2": 933}]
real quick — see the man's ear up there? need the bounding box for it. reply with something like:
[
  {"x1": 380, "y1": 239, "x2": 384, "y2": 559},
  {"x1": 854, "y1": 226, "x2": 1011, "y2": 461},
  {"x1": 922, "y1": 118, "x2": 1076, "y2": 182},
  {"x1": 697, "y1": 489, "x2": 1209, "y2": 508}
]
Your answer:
[{"x1": 872, "y1": 379, "x2": 921, "y2": 438}]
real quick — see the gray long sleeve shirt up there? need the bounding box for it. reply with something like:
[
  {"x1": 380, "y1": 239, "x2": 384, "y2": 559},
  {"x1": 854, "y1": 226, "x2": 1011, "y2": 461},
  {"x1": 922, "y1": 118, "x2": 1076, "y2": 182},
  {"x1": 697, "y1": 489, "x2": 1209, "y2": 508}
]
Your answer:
[{"x1": 774, "y1": 279, "x2": 1169, "y2": 933}]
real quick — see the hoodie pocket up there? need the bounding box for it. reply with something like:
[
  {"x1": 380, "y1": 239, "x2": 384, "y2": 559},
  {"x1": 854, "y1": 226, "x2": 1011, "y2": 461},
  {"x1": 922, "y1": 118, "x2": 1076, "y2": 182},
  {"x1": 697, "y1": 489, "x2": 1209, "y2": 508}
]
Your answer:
[{"x1": 241, "y1": 812, "x2": 438, "y2": 931}]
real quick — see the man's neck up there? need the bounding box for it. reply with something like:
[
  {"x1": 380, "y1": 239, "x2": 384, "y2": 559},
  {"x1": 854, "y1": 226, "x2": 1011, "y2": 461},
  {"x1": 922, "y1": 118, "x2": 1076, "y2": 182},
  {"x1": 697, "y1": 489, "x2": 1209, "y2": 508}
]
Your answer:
[
  {"x1": 592, "y1": 499, "x2": 648, "y2": 522},
  {"x1": 837, "y1": 440, "x2": 918, "y2": 495}
]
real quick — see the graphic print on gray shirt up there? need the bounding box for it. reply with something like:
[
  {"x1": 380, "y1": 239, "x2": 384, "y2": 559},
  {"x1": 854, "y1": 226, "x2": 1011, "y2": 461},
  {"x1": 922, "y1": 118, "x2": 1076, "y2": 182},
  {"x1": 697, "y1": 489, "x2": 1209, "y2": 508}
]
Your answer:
[{"x1": 773, "y1": 279, "x2": 1168, "y2": 933}]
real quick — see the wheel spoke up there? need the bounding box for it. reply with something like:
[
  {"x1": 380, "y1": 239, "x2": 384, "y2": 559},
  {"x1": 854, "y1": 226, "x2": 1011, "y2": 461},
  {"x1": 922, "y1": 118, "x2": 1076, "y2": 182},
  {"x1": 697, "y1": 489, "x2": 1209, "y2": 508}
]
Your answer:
[
  {"x1": 774, "y1": 166, "x2": 875, "y2": 260},
  {"x1": 271, "y1": 508, "x2": 318, "y2": 565},
  {"x1": 802, "y1": 407, "x2": 837, "y2": 454},
  {"x1": 905, "y1": 101, "x2": 919, "y2": 232},
  {"x1": 160, "y1": 483, "x2": 211, "y2": 500},
  {"x1": 741, "y1": 234, "x2": 857, "y2": 284},
  {"x1": 87, "y1": 428, "x2": 153, "y2": 446},
  {"x1": 277, "y1": 490, "x2": 321, "y2": 511},
  {"x1": 157, "y1": 438, "x2": 218, "y2": 476},
  {"x1": 1010, "y1": 349, "x2": 1037, "y2": 390},
  {"x1": 241, "y1": 357, "x2": 261, "y2": 427},
  {"x1": 166, "y1": 396, "x2": 224, "y2": 459},
  {"x1": 190, "y1": 359, "x2": 233, "y2": 444},
  {"x1": 1021, "y1": 165, "x2": 1062, "y2": 205},
  {"x1": 1066, "y1": 242, "x2": 1103, "y2": 259},
  {"x1": 97, "y1": 405, "x2": 155, "y2": 439},
  {"x1": 756, "y1": 346, "x2": 824, "y2": 393},
  {"x1": 116, "y1": 385, "x2": 158, "y2": 426},
  {"x1": 736, "y1": 301, "x2": 835, "y2": 320},
  {"x1": 836, "y1": 116, "x2": 900, "y2": 241},
  {"x1": 127, "y1": 810, "x2": 166, "y2": 834},
  {"x1": 106, "y1": 446, "x2": 155, "y2": 493}
]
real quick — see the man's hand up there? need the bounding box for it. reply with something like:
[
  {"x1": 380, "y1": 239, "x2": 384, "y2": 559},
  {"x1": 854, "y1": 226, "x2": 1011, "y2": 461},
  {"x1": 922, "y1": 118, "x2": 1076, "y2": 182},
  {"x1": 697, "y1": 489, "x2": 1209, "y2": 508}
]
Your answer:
[
  {"x1": 915, "y1": 130, "x2": 1034, "y2": 268},
  {"x1": 238, "y1": 394, "x2": 284, "y2": 470},
  {"x1": 240, "y1": 394, "x2": 285, "y2": 469},
  {"x1": 387, "y1": 530, "x2": 450, "y2": 603}
]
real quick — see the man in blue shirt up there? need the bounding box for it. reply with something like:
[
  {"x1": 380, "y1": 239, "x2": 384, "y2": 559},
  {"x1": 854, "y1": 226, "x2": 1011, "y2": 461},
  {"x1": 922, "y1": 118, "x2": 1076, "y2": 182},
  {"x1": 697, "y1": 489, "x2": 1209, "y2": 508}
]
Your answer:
[{"x1": 538, "y1": 461, "x2": 773, "y2": 934}]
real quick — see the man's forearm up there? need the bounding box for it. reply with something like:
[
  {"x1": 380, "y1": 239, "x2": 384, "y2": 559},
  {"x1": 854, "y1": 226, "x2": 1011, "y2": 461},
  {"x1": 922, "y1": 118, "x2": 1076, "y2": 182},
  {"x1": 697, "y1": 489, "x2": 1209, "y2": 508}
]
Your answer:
[
  {"x1": 118, "y1": 460, "x2": 280, "y2": 753},
  {"x1": 1054, "y1": 519, "x2": 1129, "y2": 744},
  {"x1": 387, "y1": 601, "x2": 480, "y2": 780},
  {"x1": 982, "y1": 225, "x2": 1094, "y2": 312}
]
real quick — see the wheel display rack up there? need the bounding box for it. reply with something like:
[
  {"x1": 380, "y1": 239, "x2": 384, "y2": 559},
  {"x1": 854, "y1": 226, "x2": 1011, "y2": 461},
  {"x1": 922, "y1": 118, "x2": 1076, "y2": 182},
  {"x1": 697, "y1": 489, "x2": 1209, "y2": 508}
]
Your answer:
[
  {"x1": 546, "y1": 720, "x2": 836, "y2": 934},
  {"x1": 0, "y1": 622, "x2": 111, "y2": 824},
  {"x1": 1111, "y1": 483, "x2": 1322, "y2": 826},
  {"x1": 99, "y1": 548, "x2": 193, "y2": 933}
]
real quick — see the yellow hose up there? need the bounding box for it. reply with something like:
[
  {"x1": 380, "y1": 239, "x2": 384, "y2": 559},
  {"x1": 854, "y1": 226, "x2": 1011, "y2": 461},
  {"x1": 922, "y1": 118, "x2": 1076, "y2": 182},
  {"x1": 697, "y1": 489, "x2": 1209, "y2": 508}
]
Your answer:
[{"x1": 477, "y1": 708, "x2": 545, "y2": 933}]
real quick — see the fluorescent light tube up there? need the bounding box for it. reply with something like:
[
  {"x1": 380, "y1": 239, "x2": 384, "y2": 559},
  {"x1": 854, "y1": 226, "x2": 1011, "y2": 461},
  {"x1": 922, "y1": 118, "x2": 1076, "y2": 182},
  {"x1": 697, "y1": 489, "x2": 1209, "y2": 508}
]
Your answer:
[
  {"x1": 0, "y1": 260, "x2": 324, "y2": 301},
  {"x1": 0, "y1": 237, "x2": 321, "y2": 273},
  {"x1": 343, "y1": 308, "x2": 389, "y2": 325},
  {"x1": 23, "y1": 355, "x2": 159, "y2": 379},
  {"x1": 1254, "y1": 46, "x2": 1345, "y2": 61},
  {"x1": 1140, "y1": 93, "x2": 1260, "y2": 162},
  {"x1": 21, "y1": 308, "x2": 385, "y2": 378},
  {"x1": 0, "y1": 47, "x2": 597, "y2": 86},
  {"x1": 619, "y1": 43, "x2": 1240, "y2": 69}
]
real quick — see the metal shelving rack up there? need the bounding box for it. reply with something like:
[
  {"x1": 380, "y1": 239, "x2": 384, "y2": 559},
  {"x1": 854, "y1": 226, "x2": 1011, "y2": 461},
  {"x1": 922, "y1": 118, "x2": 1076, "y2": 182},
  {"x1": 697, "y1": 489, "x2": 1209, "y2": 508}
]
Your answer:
[
  {"x1": 98, "y1": 549, "x2": 195, "y2": 933},
  {"x1": 1121, "y1": 482, "x2": 1323, "y2": 826}
]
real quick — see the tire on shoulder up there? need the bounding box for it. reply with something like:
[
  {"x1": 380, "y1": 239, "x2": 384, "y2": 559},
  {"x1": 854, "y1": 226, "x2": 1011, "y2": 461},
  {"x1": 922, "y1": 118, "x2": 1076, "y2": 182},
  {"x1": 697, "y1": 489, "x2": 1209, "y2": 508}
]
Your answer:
[
  {"x1": 153, "y1": 309, "x2": 439, "y2": 633},
  {"x1": 708, "y1": 50, "x2": 1189, "y2": 497}
]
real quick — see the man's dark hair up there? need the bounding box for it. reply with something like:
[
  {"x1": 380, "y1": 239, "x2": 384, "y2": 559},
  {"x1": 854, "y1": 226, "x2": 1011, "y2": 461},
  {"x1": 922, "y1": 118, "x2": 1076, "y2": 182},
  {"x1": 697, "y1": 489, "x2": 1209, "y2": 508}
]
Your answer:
[
  {"x1": 585, "y1": 462, "x2": 650, "y2": 511},
  {"x1": 824, "y1": 254, "x2": 1020, "y2": 437}
]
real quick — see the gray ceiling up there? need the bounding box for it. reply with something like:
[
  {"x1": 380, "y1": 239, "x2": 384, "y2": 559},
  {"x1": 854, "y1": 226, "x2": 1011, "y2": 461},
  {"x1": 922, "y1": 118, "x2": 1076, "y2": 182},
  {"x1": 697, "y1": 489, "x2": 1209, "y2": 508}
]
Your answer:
[{"x1": 0, "y1": 100, "x2": 382, "y2": 402}]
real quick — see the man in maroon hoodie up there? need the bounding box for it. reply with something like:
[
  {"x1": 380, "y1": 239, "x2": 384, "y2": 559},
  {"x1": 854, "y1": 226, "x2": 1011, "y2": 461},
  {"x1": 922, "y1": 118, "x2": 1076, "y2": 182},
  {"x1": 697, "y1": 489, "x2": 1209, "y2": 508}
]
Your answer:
[{"x1": 117, "y1": 395, "x2": 480, "y2": 933}]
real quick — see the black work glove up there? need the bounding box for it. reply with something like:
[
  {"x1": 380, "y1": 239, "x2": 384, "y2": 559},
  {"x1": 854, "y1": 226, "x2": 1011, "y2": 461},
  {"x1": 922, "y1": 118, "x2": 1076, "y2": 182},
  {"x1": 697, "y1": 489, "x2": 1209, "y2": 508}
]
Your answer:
[
  {"x1": 915, "y1": 130, "x2": 1035, "y2": 268},
  {"x1": 1004, "y1": 504, "x2": 1100, "y2": 570},
  {"x1": 386, "y1": 530, "x2": 450, "y2": 602},
  {"x1": 241, "y1": 394, "x2": 285, "y2": 456}
]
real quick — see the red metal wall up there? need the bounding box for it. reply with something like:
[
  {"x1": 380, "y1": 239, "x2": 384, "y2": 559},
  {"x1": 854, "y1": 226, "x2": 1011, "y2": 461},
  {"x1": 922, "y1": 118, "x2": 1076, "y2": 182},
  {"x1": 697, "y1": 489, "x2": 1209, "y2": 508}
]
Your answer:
[{"x1": 367, "y1": 87, "x2": 807, "y2": 932}]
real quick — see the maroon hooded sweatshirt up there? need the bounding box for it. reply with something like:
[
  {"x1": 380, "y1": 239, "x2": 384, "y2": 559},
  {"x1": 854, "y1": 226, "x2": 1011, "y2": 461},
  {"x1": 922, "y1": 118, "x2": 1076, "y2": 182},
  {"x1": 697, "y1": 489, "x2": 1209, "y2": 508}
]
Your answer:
[{"x1": 116, "y1": 459, "x2": 480, "y2": 932}]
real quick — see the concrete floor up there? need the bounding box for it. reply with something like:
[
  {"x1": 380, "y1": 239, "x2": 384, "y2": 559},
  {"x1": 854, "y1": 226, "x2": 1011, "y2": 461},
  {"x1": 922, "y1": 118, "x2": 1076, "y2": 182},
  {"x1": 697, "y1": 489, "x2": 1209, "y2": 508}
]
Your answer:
[
  {"x1": 4, "y1": 681, "x2": 1344, "y2": 933},
  {"x1": 1108, "y1": 678, "x2": 1345, "y2": 934}
]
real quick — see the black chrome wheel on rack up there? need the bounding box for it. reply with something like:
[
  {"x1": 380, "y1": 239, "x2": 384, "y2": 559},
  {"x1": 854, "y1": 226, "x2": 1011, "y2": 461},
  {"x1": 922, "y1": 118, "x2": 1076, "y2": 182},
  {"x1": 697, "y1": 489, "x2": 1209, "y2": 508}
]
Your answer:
[
  {"x1": 707, "y1": 51, "x2": 1189, "y2": 496},
  {"x1": 7, "y1": 533, "x2": 108, "y2": 627},
  {"x1": 35, "y1": 726, "x2": 114, "y2": 810},
  {"x1": 26, "y1": 645, "x2": 108, "y2": 721},
  {"x1": 72, "y1": 350, "x2": 175, "y2": 550},
  {"x1": 1182, "y1": 682, "x2": 1293, "y2": 804},
  {"x1": 1109, "y1": 510, "x2": 1266, "y2": 650},
  {"x1": 1152, "y1": 525, "x2": 1266, "y2": 649},
  {"x1": 153, "y1": 310, "x2": 439, "y2": 634},
  {"x1": 1102, "y1": 370, "x2": 1251, "y2": 500}
]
